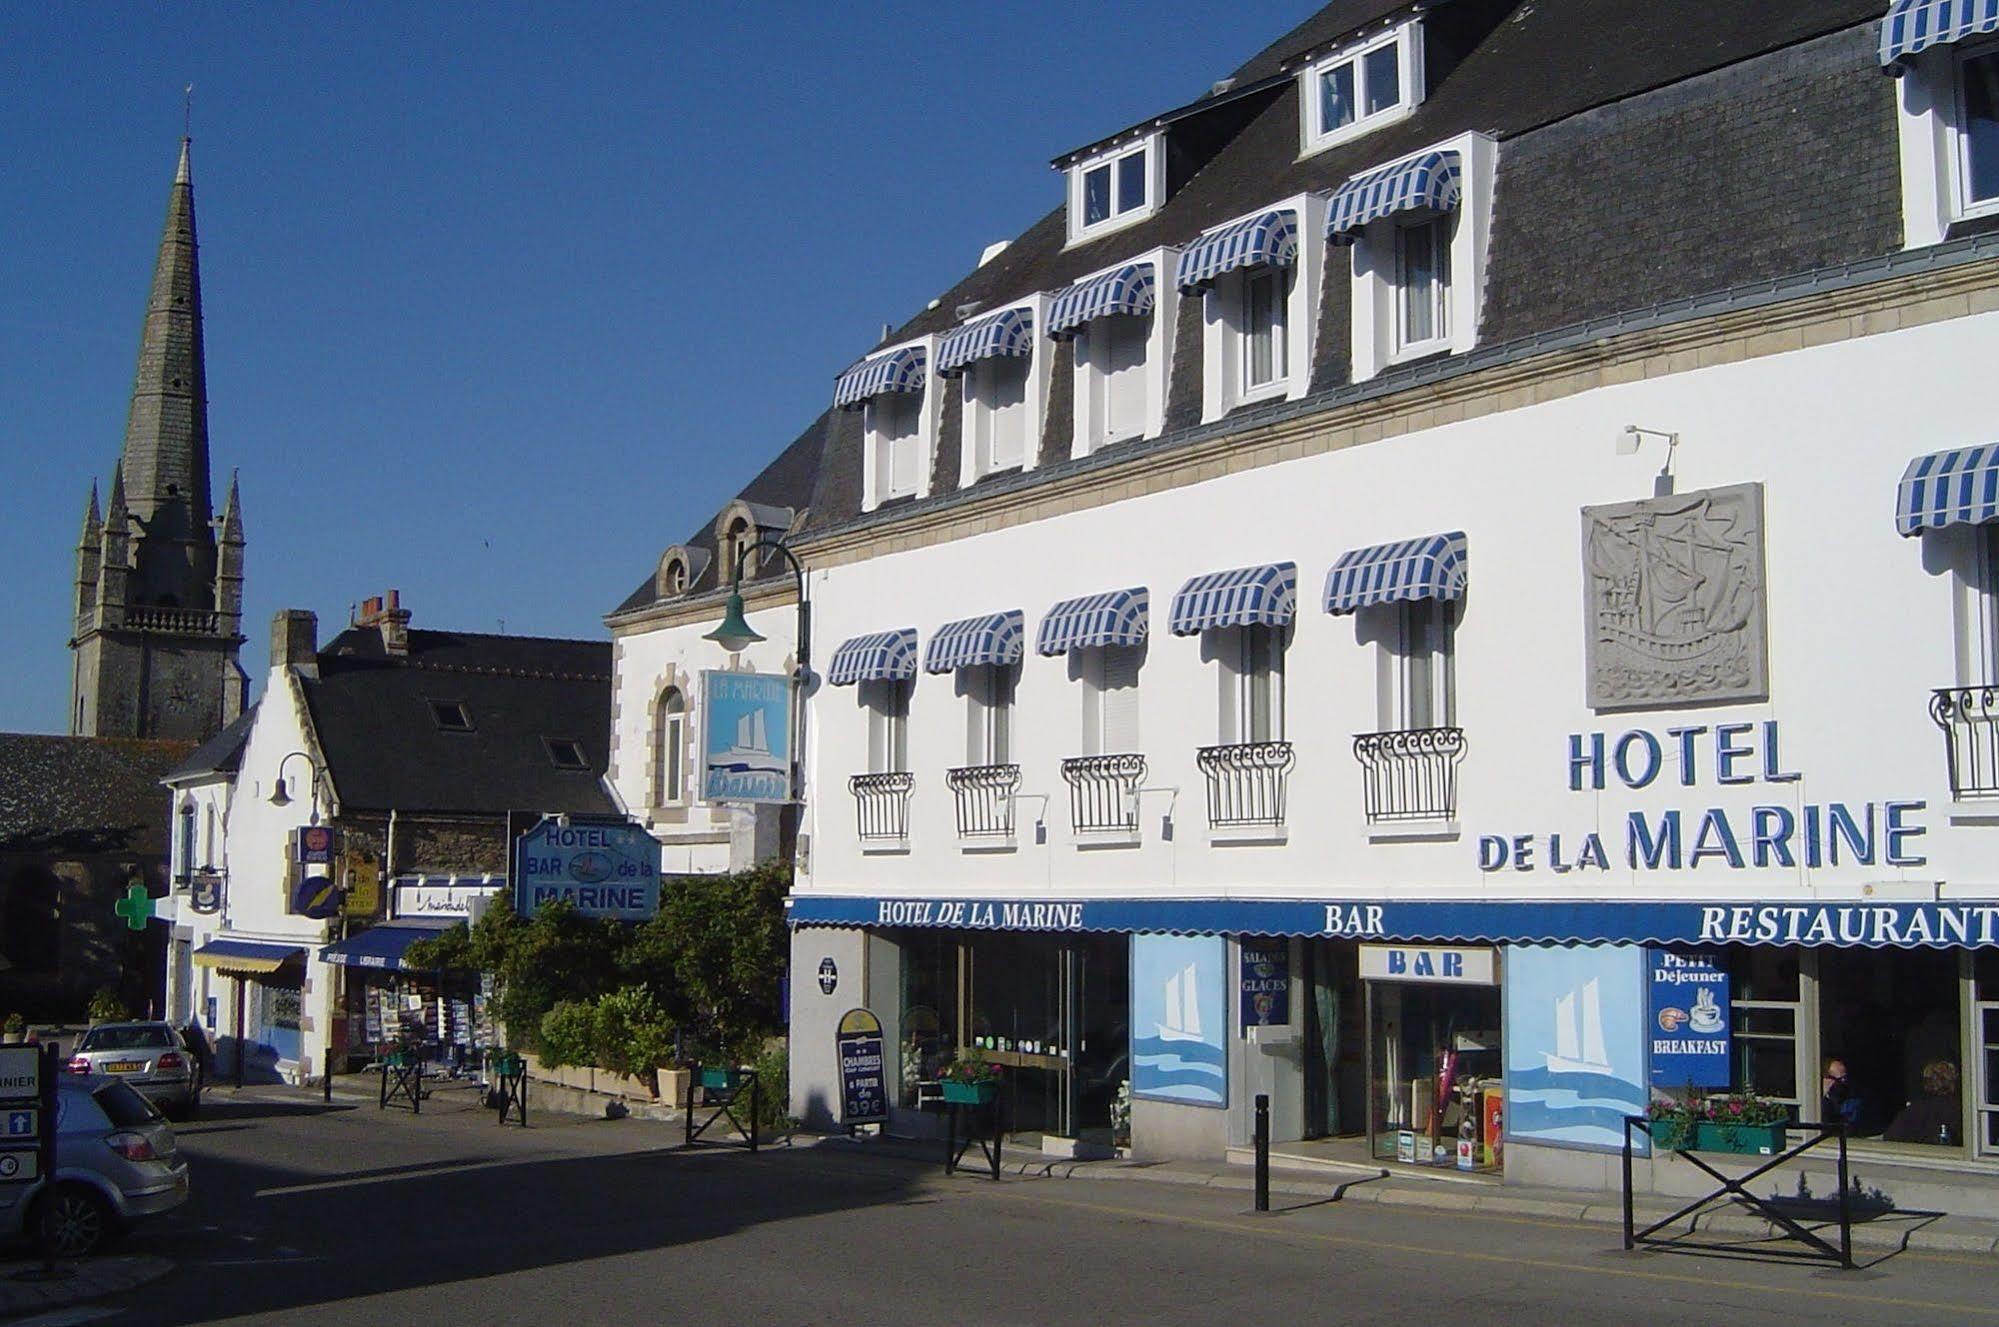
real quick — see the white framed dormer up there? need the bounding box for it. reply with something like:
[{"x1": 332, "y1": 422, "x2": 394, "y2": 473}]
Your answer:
[
  {"x1": 1194, "y1": 193, "x2": 1328, "y2": 422},
  {"x1": 1893, "y1": 38, "x2": 1999, "y2": 248},
  {"x1": 951, "y1": 294, "x2": 1052, "y2": 488},
  {"x1": 1346, "y1": 131, "x2": 1498, "y2": 383},
  {"x1": 1297, "y1": 17, "x2": 1426, "y2": 158},
  {"x1": 1064, "y1": 132, "x2": 1166, "y2": 247},
  {"x1": 1066, "y1": 247, "x2": 1179, "y2": 459},
  {"x1": 848, "y1": 334, "x2": 940, "y2": 513}
]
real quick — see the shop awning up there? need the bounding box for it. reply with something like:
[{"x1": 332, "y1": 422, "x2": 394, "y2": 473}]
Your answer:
[
  {"x1": 1896, "y1": 444, "x2": 1999, "y2": 535},
  {"x1": 1036, "y1": 588, "x2": 1150, "y2": 655},
  {"x1": 1046, "y1": 263, "x2": 1156, "y2": 339},
  {"x1": 192, "y1": 938, "x2": 306, "y2": 974},
  {"x1": 1323, "y1": 531, "x2": 1469, "y2": 614},
  {"x1": 788, "y1": 895, "x2": 1999, "y2": 949},
  {"x1": 936, "y1": 308, "x2": 1035, "y2": 376},
  {"x1": 923, "y1": 611, "x2": 1024, "y2": 673},
  {"x1": 1325, "y1": 150, "x2": 1462, "y2": 243},
  {"x1": 1169, "y1": 562, "x2": 1297, "y2": 635},
  {"x1": 1174, "y1": 208, "x2": 1299, "y2": 293},
  {"x1": 1880, "y1": 0, "x2": 1999, "y2": 71},
  {"x1": 318, "y1": 920, "x2": 459, "y2": 973},
  {"x1": 832, "y1": 346, "x2": 927, "y2": 410},
  {"x1": 826, "y1": 628, "x2": 919, "y2": 686}
]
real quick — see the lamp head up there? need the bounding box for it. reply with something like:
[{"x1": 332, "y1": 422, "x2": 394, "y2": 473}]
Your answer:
[
  {"x1": 268, "y1": 781, "x2": 291, "y2": 808},
  {"x1": 705, "y1": 591, "x2": 766, "y2": 653}
]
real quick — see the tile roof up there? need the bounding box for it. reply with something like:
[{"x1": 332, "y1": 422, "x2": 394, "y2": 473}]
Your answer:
[
  {"x1": 163, "y1": 705, "x2": 257, "y2": 784},
  {"x1": 0, "y1": 735, "x2": 193, "y2": 854}
]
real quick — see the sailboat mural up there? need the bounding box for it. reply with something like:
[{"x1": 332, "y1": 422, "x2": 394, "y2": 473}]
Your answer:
[
  {"x1": 700, "y1": 670, "x2": 792, "y2": 804},
  {"x1": 1544, "y1": 978, "x2": 1611, "y2": 1076},
  {"x1": 1132, "y1": 936, "x2": 1227, "y2": 1106},
  {"x1": 1504, "y1": 947, "x2": 1646, "y2": 1152}
]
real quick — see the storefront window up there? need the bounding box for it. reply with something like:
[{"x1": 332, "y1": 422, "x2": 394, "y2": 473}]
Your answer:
[
  {"x1": 1367, "y1": 980, "x2": 1501, "y2": 1169},
  {"x1": 1819, "y1": 947, "x2": 1963, "y2": 1146},
  {"x1": 1723, "y1": 947, "x2": 1800, "y2": 1111},
  {"x1": 1975, "y1": 950, "x2": 1998, "y2": 1155},
  {"x1": 897, "y1": 930, "x2": 958, "y2": 1107}
]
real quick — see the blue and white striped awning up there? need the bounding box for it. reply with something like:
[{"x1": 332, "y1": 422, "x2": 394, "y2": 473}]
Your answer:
[
  {"x1": 833, "y1": 346, "x2": 928, "y2": 410},
  {"x1": 1036, "y1": 588, "x2": 1150, "y2": 655},
  {"x1": 923, "y1": 611, "x2": 1025, "y2": 673},
  {"x1": 1168, "y1": 563, "x2": 1297, "y2": 635},
  {"x1": 1323, "y1": 532, "x2": 1469, "y2": 614},
  {"x1": 1174, "y1": 208, "x2": 1299, "y2": 293},
  {"x1": 827, "y1": 629, "x2": 919, "y2": 686},
  {"x1": 1880, "y1": 0, "x2": 1999, "y2": 69},
  {"x1": 1047, "y1": 263, "x2": 1157, "y2": 339},
  {"x1": 1324, "y1": 151, "x2": 1462, "y2": 242},
  {"x1": 936, "y1": 308, "x2": 1035, "y2": 376},
  {"x1": 1896, "y1": 445, "x2": 1999, "y2": 535}
]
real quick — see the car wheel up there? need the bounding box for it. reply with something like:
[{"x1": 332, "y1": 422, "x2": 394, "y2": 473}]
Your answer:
[{"x1": 36, "y1": 1184, "x2": 116, "y2": 1259}]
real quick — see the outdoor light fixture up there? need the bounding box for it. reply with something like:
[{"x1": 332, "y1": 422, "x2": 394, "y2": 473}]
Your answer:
[
  {"x1": 269, "y1": 750, "x2": 328, "y2": 824},
  {"x1": 705, "y1": 590, "x2": 766, "y2": 654},
  {"x1": 703, "y1": 538, "x2": 814, "y2": 803},
  {"x1": 1618, "y1": 424, "x2": 1681, "y2": 496}
]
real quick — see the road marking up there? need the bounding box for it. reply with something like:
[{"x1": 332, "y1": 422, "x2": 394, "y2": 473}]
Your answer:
[
  {"x1": 983, "y1": 1187, "x2": 1999, "y2": 1319},
  {"x1": 4, "y1": 1308, "x2": 119, "y2": 1326},
  {"x1": 253, "y1": 1147, "x2": 679, "y2": 1198}
]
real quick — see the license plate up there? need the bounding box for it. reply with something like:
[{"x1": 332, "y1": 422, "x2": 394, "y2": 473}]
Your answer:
[{"x1": 103, "y1": 1061, "x2": 145, "y2": 1074}]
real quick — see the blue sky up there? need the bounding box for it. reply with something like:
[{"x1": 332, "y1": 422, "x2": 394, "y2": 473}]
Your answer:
[{"x1": 1, "y1": 3, "x2": 1318, "y2": 734}]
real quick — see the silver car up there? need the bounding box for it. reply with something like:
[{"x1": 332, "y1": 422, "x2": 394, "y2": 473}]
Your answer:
[
  {"x1": 0, "y1": 1076, "x2": 191, "y2": 1257},
  {"x1": 67, "y1": 1021, "x2": 201, "y2": 1119}
]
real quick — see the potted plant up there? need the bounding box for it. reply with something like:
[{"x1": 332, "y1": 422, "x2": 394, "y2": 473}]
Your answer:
[
  {"x1": 1645, "y1": 1093, "x2": 1700, "y2": 1151},
  {"x1": 939, "y1": 1056, "x2": 1002, "y2": 1106},
  {"x1": 87, "y1": 988, "x2": 127, "y2": 1025},
  {"x1": 1, "y1": 1015, "x2": 24, "y2": 1046},
  {"x1": 1695, "y1": 1093, "x2": 1790, "y2": 1155}
]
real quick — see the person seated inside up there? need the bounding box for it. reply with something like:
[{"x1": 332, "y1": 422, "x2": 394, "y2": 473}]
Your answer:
[
  {"x1": 1820, "y1": 1056, "x2": 1862, "y2": 1131},
  {"x1": 1884, "y1": 1061, "x2": 1961, "y2": 1146}
]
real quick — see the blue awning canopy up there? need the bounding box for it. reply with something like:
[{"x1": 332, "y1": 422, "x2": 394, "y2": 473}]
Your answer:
[
  {"x1": 833, "y1": 346, "x2": 927, "y2": 410},
  {"x1": 1880, "y1": 0, "x2": 1999, "y2": 70},
  {"x1": 827, "y1": 629, "x2": 919, "y2": 686},
  {"x1": 318, "y1": 920, "x2": 459, "y2": 973},
  {"x1": 936, "y1": 308, "x2": 1035, "y2": 376},
  {"x1": 1169, "y1": 562, "x2": 1297, "y2": 635},
  {"x1": 1325, "y1": 151, "x2": 1462, "y2": 242},
  {"x1": 1037, "y1": 588, "x2": 1151, "y2": 655},
  {"x1": 192, "y1": 938, "x2": 306, "y2": 973},
  {"x1": 1174, "y1": 208, "x2": 1299, "y2": 293},
  {"x1": 1323, "y1": 531, "x2": 1469, "y2": 614},
  {"x1": 1047, "y1": 263, "x2": 1156, "y2": 339},
  {"x1": 1898, "y1": 445, "x2": 1999, "y2": 535},
  {"x1": 923, "y1": 611, "x2": 1025, "y2": 673}
]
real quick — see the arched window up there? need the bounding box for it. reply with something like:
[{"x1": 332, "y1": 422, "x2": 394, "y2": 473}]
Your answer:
[
  {"x1": 726, "y1": 519, "x2": 755, "y2": 580},
  {"x1": 654, "y1": 687, "x2": 688, "y2": 806},
  {"x1": 665, "y1": 559, "x2": 687, "y2": 593}
]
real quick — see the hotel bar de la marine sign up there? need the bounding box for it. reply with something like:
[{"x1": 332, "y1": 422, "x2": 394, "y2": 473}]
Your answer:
[{"x1": 601, "y1": 0, "x2": 1999, "y2": 1205}]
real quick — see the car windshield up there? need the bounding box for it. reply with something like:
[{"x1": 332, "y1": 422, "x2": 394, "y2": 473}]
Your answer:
[
  {"x1": 78, "y1": 1026, "x2": 174, "y2": 1052},
  {"x1": 93, "y1": 1082, "x2": 162, "y2": 1128}
]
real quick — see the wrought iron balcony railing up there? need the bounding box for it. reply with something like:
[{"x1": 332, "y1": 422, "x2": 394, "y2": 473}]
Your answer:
[
  {"x1": 1932, "y1": 686, "x2": 1999, "y2": 799},
  {"x1": 1354, "y1": 726, "x2": 1467, "y2": 824},
  {"x1": 1061, "y1": 754, "x2": 1147, "y2": 834},
  {"x1": 946, "y1": 764, "x2": 1021, "y2": 839},
  {"x1": 850, "y1": 771, "x2": 915, "y2": 842},
  {"x1": 1196, "y1": 742, "x2": 1296, "y2": 829}
]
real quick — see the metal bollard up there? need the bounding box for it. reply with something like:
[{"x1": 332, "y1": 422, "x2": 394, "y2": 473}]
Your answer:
[{"x1": 1254, "y1": 1093, "x2": 1271, "y2": 1213}]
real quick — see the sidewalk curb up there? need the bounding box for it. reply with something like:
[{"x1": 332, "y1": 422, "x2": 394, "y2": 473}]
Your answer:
[{"x1": 0, "y1": 1255, "x2": 173, "y2": 1318}]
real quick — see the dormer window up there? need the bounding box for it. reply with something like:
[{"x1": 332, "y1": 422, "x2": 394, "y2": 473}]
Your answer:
[
  {"x1": 834, "y1": 342, "x2": 935, "y2": 512},
  {"x1": 1180, "y1": 199, "x2": 1324, "y2": 420},
  {"x1": 725, "y1": 517, "x2": 755, "y2": 579},
  {"x1": 431, "y1": 700, "x2": 473, "y2": 733},
  {"x1": 1065, "y1": 134, "x2": 1163, "y2": 245},
  {"x1": 545, "y1": 738, "x2": 590, "y2": 771},
  {"x1": 940, "y1": 303, "x2": 1045, "y2": 484},
  {"x1": 1300, "y1": 20, "x2": 1424, "y2": 157},
  {"x1": 1049, "y1": 256, "x2": 1176, "y2": 456}
]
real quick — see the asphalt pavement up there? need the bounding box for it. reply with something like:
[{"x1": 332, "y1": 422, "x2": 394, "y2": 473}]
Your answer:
[{"x1": 28, "y1": 1082, "x2": 1999, "y2": 1326}]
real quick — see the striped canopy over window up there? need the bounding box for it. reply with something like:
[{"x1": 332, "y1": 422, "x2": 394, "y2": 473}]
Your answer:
[
  {"x1": 1896, "y1": 445, "x2": 1999, "y2": 534},
  {"x1": 936, "y1": 308, "x2": 1035, "y2": 376},
  {"x1": 1323, "y1": 531, "x2": 1469, "y2": 614},
  {"x1": 1047, "y1": 263, "x2": 1157, "y2": 339},
  {"x1": 1168, "y1": 562, "x2": 1297, "y2": 635},
  {"x1": 833, "y1": 346, "x2": 928, "y2": 410},
  {"x1": 827, "y1": 629, "x2": 919, "y2": 685},
  {"x1": 1036, "y1": 588, "x2": 1150, "y2": 654},
  {"x1": 1879, "y1": 0, "x2": 1999, "y2": 70},
  {"x1": 1174, "y1": 208, "x2": 1299, "y2": 293},
  {"x1": 923, "y1": 611, "x2": 1025, "y2": 673},
  {"x1": 1324, "y1": 150, "x2": 1462, "y2": 243}
]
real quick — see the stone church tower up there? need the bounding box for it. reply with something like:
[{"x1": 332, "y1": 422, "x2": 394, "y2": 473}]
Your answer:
[{"x1": 69, "y1": 138, "x2": 247, "y2": 741}]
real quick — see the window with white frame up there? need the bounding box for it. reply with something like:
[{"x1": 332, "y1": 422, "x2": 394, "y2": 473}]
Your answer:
[
  {"x1": 1078, "y1": 313, "x2": 1150, "y2": 453},
  {"x1": 965, "y1": 355, "x2": 1031, "y2": 477},
  {"x1": 1947, "y1": 522, "x2": 1999, "y2": 685},
  {"x1": 1067, "y1": 138, "x2": 1160, "y2": 244},
  {"x1": 1895, "y1": 40, "x2": 1999, "y2": 245},
  {"x1": 1395, "y1": 215, "x2": 1452, "y2": 356},
  {"x1": 1079, "y1": 644, "x2": 1142, "y2": 755},
  {"x1": 723, "y1": 518, "x2": 755, "y2": 580},
  {"x1": 862, "y1": 678, "x2": 910, "y2": 773},
  {"x1": 1301, "y1": 22, "x2": 1423, "y2": 156},
  {"x1": 963, "y1": 664, "x2": 1016, "y2": 766},
  {"x1": 1374, "y1": 599, "x2": 1457, "y2": 731},
  {"x1": 868, "y1": 392, "x2": 924, "y2": 502},
  {"x1": 1960, "y1": 45, "x2": 1999, "y2": 214},
  {"x1": 1217, "y1": 625, "x2": 1285, "y2": 745},
  {"x1": 653, "y1": 686, "x2": 687, "y2": 806}
]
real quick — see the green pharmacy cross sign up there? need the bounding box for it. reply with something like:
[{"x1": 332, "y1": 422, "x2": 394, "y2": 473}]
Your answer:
[{"x1": 113, "y1": 884, "x2": 156, "y2": 931}]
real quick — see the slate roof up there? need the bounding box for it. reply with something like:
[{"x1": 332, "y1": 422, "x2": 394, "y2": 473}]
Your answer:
[
  {"x1": 302, "y1": 627, "x2": 615, "y2": 816},
  {"x1": 162, "y1": 705, "x2": 257, "y2": 785},
  {"x1": 0, "y1": 735, "x2": 193, "y2": 855}
]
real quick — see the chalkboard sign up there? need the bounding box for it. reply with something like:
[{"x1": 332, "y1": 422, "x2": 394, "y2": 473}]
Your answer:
[{"x1": 837, "y1": 1008, "x2": 888, "y2": 1126}]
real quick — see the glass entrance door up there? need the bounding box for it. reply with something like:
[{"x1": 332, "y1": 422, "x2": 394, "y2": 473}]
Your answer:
[{"x1": 964, "y1": 932, "x2": 1130, "y2": 1140}]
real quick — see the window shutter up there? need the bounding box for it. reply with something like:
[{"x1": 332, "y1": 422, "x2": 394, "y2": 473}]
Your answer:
[{"x1": 1101, "y1": 645, "x2": 1142, "y2": 753}]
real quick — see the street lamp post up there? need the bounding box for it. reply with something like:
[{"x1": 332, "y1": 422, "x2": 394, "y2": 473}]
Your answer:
[
  {"x1": 704, "y1": 539, "x2": 812, "y2": 811},
  {"x1": 268, "y1": 751, "x2": 343, "y2": 1097}
]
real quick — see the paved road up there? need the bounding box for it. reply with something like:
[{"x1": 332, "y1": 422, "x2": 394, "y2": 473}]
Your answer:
[{"x1": 48, "y1": 1083, "x2": 1999, "y2": 1326}]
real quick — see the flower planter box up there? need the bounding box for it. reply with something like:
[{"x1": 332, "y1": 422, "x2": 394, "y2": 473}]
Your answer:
[
  {"x1": 384, "y1": 1051, "x2": 412, "y2": 1070},
  {"x1": 492, "y1": 1053, "x2": 523, "y2": 1078},
  {"x1": 940, "y1": 1080, "x2": 997, "y2": 1106},
  {"x1": 1694, "y1": 1121, "x2": 1786, "y2": 1155},
  {"x1": 1647, "y1": 1119, "x2": 1694, "y2": 1151},
  {"x1": 699, "y1": 1066, "x2": 745, "y2": 1092}
]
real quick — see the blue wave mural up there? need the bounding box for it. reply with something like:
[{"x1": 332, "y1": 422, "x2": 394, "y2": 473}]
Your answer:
[
  {"x1": 1504, "y1": 945, "x2": 1648, "y2": 1153},
  {"x1": 1132, "y1": 935, "x2": 1227, "y2": 1107}
]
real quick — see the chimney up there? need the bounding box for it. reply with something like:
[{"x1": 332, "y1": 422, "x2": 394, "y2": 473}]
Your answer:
[
  {"x1": 271, "y1": 610, "x2": 319, "y2": 677},
  {"x1": 375, "y1": 588, "x2": 412, "y2": 656}
]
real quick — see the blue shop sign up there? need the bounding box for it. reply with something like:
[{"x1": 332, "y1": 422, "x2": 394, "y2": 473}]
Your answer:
[
  {"x1": 514, "y1": 817, "x2": 661, "y2": 921},
  {"x1": 1647, "y1": 950, "x2": 1731, "y2": 1089},
  {"x1": 836, "y1": 1008, "x2": 888, "y2": 1126},
  {"x1": 1239, "y1": 943, "x2": 1289, "y2": 1029}
]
